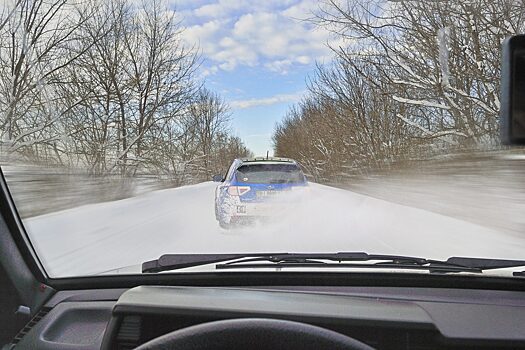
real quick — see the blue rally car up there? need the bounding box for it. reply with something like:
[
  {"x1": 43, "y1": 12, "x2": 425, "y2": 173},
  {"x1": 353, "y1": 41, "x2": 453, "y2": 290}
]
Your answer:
[{"x1": 213, "y1": 157, "x2": 308, "y2": 228}]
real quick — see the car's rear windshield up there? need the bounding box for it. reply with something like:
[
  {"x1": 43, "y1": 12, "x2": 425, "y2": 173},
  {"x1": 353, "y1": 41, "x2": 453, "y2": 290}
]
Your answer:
[{"x1": 235, "y1": 164, "x2": 305, "y2": 184}]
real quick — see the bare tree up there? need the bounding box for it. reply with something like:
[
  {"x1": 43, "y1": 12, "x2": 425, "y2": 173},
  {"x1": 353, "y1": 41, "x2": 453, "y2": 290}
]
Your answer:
[
  {"x1": 274, "y1": 57, "x2": 412, "y2": 181},
  {"x1": 56, "y1": 0, "x2": 199, "y2": 176},
  {"x1": 315, "y1": 0, "x2": 525, "y2": 147},
  {"x1": 273, "y1": 0, "x2": 525, "y2": 183},
  {"x1": 0, "y1": 0, "x2": 99, "y2": 154},
  {"x1": 56, "y1": 0, "x2": 134, "y2": 173},
  {"x1": 0, "y1": 0, "x2": 251, "y2": 187},
  {"x1": 187, "y1": 88, "x2": 231, "y2": 177},
  {"x1": 119, "y1": 0, "x2": 197, "y2": 175}
]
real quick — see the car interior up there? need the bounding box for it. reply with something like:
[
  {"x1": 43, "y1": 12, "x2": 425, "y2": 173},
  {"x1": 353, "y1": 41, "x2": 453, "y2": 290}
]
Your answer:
[{"x1": 2, "y1": 164, "x2": 525, "y2": 350}]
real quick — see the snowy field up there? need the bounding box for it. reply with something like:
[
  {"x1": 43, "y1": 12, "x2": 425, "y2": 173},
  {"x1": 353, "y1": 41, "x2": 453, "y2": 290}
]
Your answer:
[{"x1": 26, "y1": 181, "x2": 525, "y2": 277}]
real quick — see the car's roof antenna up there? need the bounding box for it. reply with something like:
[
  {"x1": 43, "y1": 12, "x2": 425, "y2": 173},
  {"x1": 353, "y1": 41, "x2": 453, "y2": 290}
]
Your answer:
[{"x1": 266, "y1": 150, "x2": 269, "y2": 160}]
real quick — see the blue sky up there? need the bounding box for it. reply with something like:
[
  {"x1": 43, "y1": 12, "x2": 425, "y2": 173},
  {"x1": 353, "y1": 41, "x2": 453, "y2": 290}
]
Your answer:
[{"x1": 173, "y1": 0, "x2": 338, "y2": 156}]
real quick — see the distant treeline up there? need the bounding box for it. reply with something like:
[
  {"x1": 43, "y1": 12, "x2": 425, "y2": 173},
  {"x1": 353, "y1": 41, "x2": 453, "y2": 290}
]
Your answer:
[
  {"x1": 0, "y1": 0, "x2": 251, "y2": 185},
  {"x1": 273, "y1": 0, "x2": 524, "y2": 182}
]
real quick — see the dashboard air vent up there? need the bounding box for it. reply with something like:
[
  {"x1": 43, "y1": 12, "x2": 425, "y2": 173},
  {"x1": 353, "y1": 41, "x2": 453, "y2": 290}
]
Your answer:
[{"x1": 10, "y1": 307, "x2": 51, "y2": 347}]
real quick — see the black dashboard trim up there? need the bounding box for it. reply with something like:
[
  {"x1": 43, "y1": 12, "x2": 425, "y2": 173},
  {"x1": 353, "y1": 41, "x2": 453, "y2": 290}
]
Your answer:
[
  {"x1": 14, "y1": 286, "x2": 525, "y2": 350},
  {"x1": 13, "y1": 301, "x2": 114, "y2": 350},
  {"x1": 102, "y1": 285, "x2": 525, "y2": 349},
  {"x1": 47, "y1": 271, "x2": 525, "y2": 292}
]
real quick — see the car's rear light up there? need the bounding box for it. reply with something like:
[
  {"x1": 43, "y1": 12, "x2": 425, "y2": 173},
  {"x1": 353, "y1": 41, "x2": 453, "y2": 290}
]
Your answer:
[{"x1": 228, "y1": 186, "x2": 251, "y2": 196}]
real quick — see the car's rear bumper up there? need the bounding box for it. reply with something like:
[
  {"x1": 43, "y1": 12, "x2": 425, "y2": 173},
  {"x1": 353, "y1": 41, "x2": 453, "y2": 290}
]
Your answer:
[
  {"x1": 217, "y1": 186, "x2": 308, "y2": 225},
  {"x1": 228, "y1": 215, "x2": 270, "y2": 225},
  {"x1": 217, "y1": 200, "x2": 291, "y2": 226},
  {"x1": 231, "y1": 201, "x2": 291, "y2": 217}
]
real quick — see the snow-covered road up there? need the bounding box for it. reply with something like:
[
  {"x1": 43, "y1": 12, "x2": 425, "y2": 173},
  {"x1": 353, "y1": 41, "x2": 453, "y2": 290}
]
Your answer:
[{"x1": 26, "y1": 182, "x2": 525, "y2": 277}]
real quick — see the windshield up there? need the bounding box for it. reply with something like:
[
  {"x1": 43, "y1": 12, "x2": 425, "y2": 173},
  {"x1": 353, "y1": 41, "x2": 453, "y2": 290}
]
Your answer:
[
  {"x1": 235, "y1": 164, "x2": 305, "y2": 184},
  {"x1": 1, "y1": 0, "x2": 524, "y2": 278}
]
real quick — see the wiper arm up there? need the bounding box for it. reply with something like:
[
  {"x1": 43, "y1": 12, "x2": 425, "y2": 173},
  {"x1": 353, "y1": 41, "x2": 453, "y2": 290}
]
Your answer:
[
  {"x1": 446, "y1": 257, "x2": 525, "y2": 270},
  {"x1": 142, "y1": 253, "x2": 284, "y2": 273},
  {"x1": 142, "y1": 252, "x2": 393, "y2": 273},
  {"x1": 447, "y1": 257, "x2": 525, "y2": 277},
  {"x1": 143, "y1": 252, "x2": 397, "y2": 273},
  {"x1": 142, "y1": 252, "x2": 503, "y2": 274}
]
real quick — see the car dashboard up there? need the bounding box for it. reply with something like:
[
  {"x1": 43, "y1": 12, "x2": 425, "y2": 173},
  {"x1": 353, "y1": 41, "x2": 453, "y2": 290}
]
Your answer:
[{"x1": 9, "y1": 285, "x2": 525, "y2": 349}]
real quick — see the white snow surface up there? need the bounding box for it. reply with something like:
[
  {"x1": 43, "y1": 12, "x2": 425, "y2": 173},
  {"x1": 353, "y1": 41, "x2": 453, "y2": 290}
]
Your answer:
[{"x1": 25, "y1": 182, "x2": 525, "y2": 277}]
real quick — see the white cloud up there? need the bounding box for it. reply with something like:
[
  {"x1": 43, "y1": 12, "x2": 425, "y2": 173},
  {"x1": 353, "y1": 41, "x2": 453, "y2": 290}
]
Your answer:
[
  {"x1": 170, "y1": 0, "x2": 210, "y2": 8},
  {"x1": 200, "y1": 65, "x2": 219, "y2": 77},
  {"x1": 230, "y1": 92, "x2": 304, "y2": 109},
  {"x1": 180, "y1": 0, "x2": 336, "y2": 74},
  {"x1": 194, "y1": 3, "x2": 230, "y2": 18},
  {"x1": 184, "y1": 20, "x2": 225, "y2": 51},
  {"x1": 188, "y1": 0, "x2": 297, "y2": 20},
  {"x1": 281, "y1": 0, "x2": 318, "y2": 19}
]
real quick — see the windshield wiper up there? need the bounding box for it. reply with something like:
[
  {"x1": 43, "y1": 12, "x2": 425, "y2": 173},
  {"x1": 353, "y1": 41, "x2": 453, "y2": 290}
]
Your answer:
[
  {"x1": 142, "y1": 252, "x2": 372, "y2": 273},
  {"x1": 214, "y1": 253, "x2": 484, "y2": 273},
  {"x1": 142, "y1": 253, "x2": 260, "y2": 273},
  {"x1": 142, "y1": 252, "x2": 525, "y2": 274},
  {"x1": 446, "y1": 257, "x2": 525, "y2": 277}
]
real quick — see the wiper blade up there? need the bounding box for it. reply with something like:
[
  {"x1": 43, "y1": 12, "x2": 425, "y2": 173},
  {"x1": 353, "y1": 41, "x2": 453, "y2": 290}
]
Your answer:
[
  {"x1": 215, "y1": 253, "x2": 484, "y2": 273},
  {"x1": 217, "y1": 255, "x2": 525, "y2": 274},
  {"x1": 142, "y1": 252, "x2": 512, "y2": 274}
]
